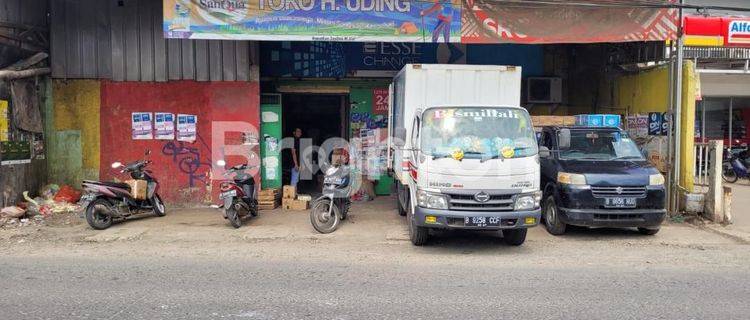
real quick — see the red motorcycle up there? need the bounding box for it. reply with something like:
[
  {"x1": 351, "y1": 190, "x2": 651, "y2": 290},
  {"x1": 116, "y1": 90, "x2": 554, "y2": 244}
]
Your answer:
[
  {"x1": 216, "y1": 160, "x2": 258, "y2": 228},
  {"x1": 81, "y1": 150, "x2": 165, "y2": 230}
]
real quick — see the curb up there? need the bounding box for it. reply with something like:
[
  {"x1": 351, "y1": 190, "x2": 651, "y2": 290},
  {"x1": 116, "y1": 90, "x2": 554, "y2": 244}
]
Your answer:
[{"x1": 689, "y1": 223, "x2": 750, "y2": 245}]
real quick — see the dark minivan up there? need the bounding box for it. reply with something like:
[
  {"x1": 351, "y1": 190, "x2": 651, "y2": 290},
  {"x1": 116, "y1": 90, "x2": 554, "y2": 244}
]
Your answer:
[{"x1": 537, "y1": 126, "x2": 666, "y2": 235}]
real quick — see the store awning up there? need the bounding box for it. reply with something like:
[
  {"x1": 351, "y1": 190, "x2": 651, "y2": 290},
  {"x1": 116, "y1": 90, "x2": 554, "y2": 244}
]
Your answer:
[{"x1": 163, "y1": 0, "x2": 678, "y2": 44}]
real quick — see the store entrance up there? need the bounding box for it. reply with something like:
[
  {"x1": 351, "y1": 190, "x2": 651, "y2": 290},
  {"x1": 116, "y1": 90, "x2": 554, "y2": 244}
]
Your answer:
[{"x1": 282, "y1": 93, "x2": 348, "y2": 194}]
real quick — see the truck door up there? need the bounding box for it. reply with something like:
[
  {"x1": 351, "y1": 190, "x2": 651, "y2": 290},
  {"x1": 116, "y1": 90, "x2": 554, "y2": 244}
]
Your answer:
[{"x1": 408, "y1": 114, "x2": 421, "y2": 182}]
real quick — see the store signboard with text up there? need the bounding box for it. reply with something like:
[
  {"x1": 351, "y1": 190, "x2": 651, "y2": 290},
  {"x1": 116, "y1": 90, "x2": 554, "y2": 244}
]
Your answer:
[{"x1": 163, "y1": 0, "x2": 676, "y2": 44}]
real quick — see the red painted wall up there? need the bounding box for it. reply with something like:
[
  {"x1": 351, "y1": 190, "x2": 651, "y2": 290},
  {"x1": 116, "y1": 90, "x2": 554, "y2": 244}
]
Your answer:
[{"x1": 100, "y1": 81, "x2": 260, "y2": 204}]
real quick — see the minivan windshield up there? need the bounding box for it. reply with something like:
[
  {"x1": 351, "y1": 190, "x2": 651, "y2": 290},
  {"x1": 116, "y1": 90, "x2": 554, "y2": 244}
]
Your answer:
[
  {"x1": 560, "y1": 130, "x2": 645, "y2": 161},
  {"x1": 420, "y1": 107, "x2": 537, "y2": 159}
]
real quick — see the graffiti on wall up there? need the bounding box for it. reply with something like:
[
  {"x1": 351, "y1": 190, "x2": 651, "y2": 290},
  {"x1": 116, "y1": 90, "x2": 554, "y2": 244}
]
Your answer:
[{"x1": 161, "y1": 136, "x2": 211, "y2": 188}]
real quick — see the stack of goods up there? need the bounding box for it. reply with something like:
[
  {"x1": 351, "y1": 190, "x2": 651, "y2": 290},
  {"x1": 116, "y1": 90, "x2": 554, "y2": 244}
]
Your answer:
[
  {"x1": 281, "y1": 185, "x2": 309, "y2": 211},
  {"x1": 257, "y1": 188, "x2": 281, "y2": 210}
]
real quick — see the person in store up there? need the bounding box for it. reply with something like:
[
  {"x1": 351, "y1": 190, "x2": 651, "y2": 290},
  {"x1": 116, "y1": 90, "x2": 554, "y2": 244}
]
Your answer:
[{"x1": 290, "y1": 128, "x2": 303, "y2": 188}]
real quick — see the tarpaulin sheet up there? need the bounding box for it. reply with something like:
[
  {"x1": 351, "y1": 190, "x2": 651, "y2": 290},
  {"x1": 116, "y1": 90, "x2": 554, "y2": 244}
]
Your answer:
[
  {"x1": 462, "y1": 0, "x2": 679, "y2": 44},
  {"x1": 164, "y1": 0, "x2": 678, "y2": 44}
]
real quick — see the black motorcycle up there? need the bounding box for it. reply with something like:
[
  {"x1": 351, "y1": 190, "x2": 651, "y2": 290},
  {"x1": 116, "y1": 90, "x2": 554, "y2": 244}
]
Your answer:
[
  {"x1": 216, "y1": 160, "x2": 258, "y2": 228},
  {"x1": 723, "y1": 148, "x2": 750, "y2": 183},
  {"x1": 309, "y1": 164, "x2": 354, "y2": 233},
  {"x1": 81, "y1": 150, "x2": 165, "y2": 230}
]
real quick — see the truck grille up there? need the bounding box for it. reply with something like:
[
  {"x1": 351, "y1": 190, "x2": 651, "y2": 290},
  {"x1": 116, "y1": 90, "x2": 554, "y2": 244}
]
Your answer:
[
  {"x1": 445, "y1": 193, "x2": 514, "y2": 211},
  {"x1": 591, "y1": 186, "x2": 646, "y2": 198}
]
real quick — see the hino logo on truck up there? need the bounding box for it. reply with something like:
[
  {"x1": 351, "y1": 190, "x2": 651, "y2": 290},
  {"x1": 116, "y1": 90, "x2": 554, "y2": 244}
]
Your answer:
[{"x1": 474, "y1": 192, "x2": 490, "y2": 202}]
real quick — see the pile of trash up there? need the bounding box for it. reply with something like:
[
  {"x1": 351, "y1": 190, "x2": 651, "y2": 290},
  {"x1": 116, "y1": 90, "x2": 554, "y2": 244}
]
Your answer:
[{"x1": 0, "y1": 184, "x2": 82, "y2": 228}]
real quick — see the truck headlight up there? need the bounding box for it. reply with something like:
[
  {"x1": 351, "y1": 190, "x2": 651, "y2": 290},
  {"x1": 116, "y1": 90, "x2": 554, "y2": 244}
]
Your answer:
[
  {"x1": 649, "y1": 173, "x2": 665, "y2": 186},
  {"x1": 557, "y1": 172, "x2": 587, "y2": 185},
  {"x1": 515, "y1": 191, "x2": 542, "y2": 211},
  {"x1": 417, "y1": 189, "x2": 448, "y2": 210}
]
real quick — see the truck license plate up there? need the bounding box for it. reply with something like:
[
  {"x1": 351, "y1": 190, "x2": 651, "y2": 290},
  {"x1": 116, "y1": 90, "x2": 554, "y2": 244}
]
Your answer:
[
  {"x1": 464, "y1": 216, "x2": 501, "y2": 227},
  {"x1": 604, "y1": 197, "x2": 636, "y2": 208}
]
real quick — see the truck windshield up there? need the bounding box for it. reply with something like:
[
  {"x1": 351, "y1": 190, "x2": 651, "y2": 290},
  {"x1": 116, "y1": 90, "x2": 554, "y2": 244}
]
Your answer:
[
  {"x1": 560, "y1": 130, "x2": 645, "y2": 161},
  {"x1": 420, "y1": 107, "x2": 537, "y2": 159}
]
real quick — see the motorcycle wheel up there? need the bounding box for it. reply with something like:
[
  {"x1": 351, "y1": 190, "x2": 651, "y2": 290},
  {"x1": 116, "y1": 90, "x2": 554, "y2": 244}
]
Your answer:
[
  {"x1": 310, "y1": 198, "x2": 340, "y2": 234},
  {"x1": 151, "y1": 194, "x2": 166, "y2": 217},
  {"x1": 226, "y1": 206, "x2": 242, "y2": 229},
  {"x1": 249, "y1": 199, "x2": 259, "y2": 217},
  {"x1": 723, "y1": 163, "x2": 738, "y2": 183},
  {"x1": 85, "y1": 198, "x2": 113, "y2": 230}
]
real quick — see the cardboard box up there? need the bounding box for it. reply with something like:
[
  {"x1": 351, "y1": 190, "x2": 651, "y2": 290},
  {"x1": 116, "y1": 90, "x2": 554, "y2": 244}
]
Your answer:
[
  {"x1": 283, "y1": 185, "x2": 296, "y2": 199},
  {"x1": 282, "y1": 198, "x2": 308, "y2": 211},
  {"x1": 126, "y1": 179, "x2": 148, "y2": 199},
  {"x1": 531, "y1": 116, "x2": 576, "y2": 127}
]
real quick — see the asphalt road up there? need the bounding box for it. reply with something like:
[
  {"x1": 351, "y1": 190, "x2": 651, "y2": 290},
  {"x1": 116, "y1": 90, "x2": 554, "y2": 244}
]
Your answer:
[{"x1": 1, "y1": 254, "x2": 748, "y2": 320}]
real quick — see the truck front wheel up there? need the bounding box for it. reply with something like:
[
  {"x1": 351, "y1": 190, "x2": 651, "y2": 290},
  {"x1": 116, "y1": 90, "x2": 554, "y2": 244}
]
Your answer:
[
  {"x1": 503, "y1": 229, "x2": 527, "y2": 246},
  {"x1": 408, "y1": 205, "x2": 429, "y2": 246}
]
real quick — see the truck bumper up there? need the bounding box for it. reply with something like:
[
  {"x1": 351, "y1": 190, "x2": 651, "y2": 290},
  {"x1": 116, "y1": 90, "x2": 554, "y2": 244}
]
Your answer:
[
  {"x1": 559, "y1": 207, "x2": 666, "y2": 228},
  {"x1": 413, "y1": 207, "x2": 541, "y2": 230}
]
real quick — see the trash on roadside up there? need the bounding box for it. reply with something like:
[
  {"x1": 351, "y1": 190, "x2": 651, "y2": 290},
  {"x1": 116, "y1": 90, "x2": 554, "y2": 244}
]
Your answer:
[
  {"x1": 53, "y1": 185, "x2": 82, "y2": 203},
  {"x1": 1, "y1": 206, "x2": 26, "y2": 218},
  {"x1": 40, "y1": 184, "x2": 60, "y2": 200}
]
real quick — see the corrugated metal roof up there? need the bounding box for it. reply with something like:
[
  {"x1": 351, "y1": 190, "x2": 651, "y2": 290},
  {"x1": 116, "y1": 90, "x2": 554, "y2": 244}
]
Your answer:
[{"x1": 50, "y1": 0, "x2": 256, "y2": 82}]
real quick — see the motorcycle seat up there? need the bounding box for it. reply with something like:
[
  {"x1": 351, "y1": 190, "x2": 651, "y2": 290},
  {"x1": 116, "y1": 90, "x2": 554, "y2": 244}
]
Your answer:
[{"x1": 83, "y1": 180, "x2": 131, "y2": 190}]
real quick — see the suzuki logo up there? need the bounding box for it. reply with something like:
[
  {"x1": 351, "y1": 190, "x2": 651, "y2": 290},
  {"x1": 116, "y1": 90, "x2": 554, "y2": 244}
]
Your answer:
[
  {"x1": 474, "y1": 192, "x2": 491, "y2": 203},
  {"x1": 615, "y1": 187, "x2": 624, "y2": 195}
]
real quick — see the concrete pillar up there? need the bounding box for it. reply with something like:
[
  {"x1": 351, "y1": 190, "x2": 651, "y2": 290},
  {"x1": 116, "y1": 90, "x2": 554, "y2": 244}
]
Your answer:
[{"x1": 704, "y1": 140, "x2": 724, "y2": 222}]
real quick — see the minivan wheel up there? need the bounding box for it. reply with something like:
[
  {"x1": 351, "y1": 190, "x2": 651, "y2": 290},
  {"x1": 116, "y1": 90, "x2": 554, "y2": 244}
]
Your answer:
[{"x1": 543, "y1": 196, "x2": 566, "y2": 235}]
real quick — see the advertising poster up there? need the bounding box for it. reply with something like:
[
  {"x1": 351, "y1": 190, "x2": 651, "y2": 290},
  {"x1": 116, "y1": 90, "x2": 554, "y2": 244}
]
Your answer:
[
  {"x1": 372, "y1": 88, "x2": 389, "y2": 115},
  {"x1": 177, "y1": 114, "x2": 197, "y2": 142},
  {"x1": 648, "y1": 112, "x2": 663, "y2": 136},
  {"x1": 0, "y1": 100, "x2": 8, "y2": 142},
  {"x1": 163, "y1": 0, "x2": 676, "y2": 44},
  {"x1": 131, "y1": 112, "x2": 154, "y2": 140},
  {"x1": 155, "y1": 112, "x2": 176, "y2": 140}
]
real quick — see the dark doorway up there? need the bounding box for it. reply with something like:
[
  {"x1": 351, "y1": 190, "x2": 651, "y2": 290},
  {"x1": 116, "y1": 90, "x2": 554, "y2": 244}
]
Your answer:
[{"x1": 282, "y1": 94, "x2": 348, "y2": 194}]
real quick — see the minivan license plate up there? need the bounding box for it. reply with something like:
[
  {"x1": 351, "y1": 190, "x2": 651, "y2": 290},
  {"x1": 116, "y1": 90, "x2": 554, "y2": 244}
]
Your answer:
[
  {"x1": 464, "y1": 216, "x2": 501, "y2": 227},
  {"x1": 604, "y1": 197, "x2": 636, "y2": 208}
]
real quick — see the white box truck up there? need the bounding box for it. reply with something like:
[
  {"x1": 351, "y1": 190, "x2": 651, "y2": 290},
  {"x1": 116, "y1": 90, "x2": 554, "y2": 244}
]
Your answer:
[{"x1": 388, "y1": 64, "x2": 541, "y2": 246}]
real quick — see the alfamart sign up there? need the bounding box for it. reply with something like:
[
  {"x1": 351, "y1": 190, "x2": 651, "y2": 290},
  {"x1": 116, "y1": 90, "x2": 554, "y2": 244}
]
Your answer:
[{"x1": 163, "y1": 0, "x2": 678, "y2": 44}]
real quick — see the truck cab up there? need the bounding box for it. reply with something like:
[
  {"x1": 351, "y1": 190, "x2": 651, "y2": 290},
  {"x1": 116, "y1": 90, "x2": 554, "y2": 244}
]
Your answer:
[
  {"x1": 395, "y1": 106, "x2": 542, "y2": 246},
  {"x1": 537, "y1": 126, "x2": 666, "y2": 235}
]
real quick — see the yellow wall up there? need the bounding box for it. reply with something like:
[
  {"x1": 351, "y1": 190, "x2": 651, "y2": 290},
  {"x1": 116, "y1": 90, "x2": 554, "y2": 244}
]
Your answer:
[
  {"x1": 50, "y1": 80, "x2": 101, "y2": 183},
  {"x1": 614, "y1": 62, "x2": 696, "y2": 191}
]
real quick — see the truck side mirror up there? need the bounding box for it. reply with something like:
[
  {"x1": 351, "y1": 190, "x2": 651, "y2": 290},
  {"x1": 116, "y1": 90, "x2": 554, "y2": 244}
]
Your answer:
[
  {"x1": 538, "y1": 146, "x2": 551, "y2": 158},
  {"x1": 558, "y1": 129, "x2": 571, "y2": 149},
  {"x1": 393, "y1": 127, "x2": 407, "y2": 147}
]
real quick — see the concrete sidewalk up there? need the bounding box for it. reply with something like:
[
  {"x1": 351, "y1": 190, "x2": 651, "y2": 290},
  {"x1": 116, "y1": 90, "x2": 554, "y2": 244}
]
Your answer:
[
  {"x1": 2, "y1": 195, "x2": 743, "y2": 250},
  {"x1": 701, "y1": 181, "x2": 750, "y2": 243}
]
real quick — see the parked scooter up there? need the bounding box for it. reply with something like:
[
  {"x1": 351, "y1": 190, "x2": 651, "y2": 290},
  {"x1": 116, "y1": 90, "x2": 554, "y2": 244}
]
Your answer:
[
  {"x1": 723, "y1": 148, "x2": 750, "y2": 183},
  {"x1": 81, "y1": 150, "x2": 165, "y2": 230},
  {"x1": 309, "y1": 164, "x2": 354, "y2": 233},
  {"x1": 216, "y1": 160, "x2": 258, "y2": 228}
]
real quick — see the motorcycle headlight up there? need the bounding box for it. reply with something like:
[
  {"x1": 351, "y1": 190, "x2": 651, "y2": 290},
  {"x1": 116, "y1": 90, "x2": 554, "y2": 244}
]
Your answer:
[
  {"x1": 557, "y1": 172, "x2": 587, "y2": 185},
  {"x1": 649, "y1": 173, "x2": 665, "y2": 186},
  {"x1": 515, "y1": 191, "x2": 542, "y2": 211},
  {"x1": 417, "y1": 189, "x2": 448, "y2": 210}
]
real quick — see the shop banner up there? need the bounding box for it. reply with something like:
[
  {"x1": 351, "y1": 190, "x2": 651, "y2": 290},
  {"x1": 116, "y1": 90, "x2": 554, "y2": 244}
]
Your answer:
[
  {"x1": 164, "y1": 0, "x2": 461, "y2": 42},
  {"x1": 163, "y1": 0, "x2": 676, "y2": 44}
]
